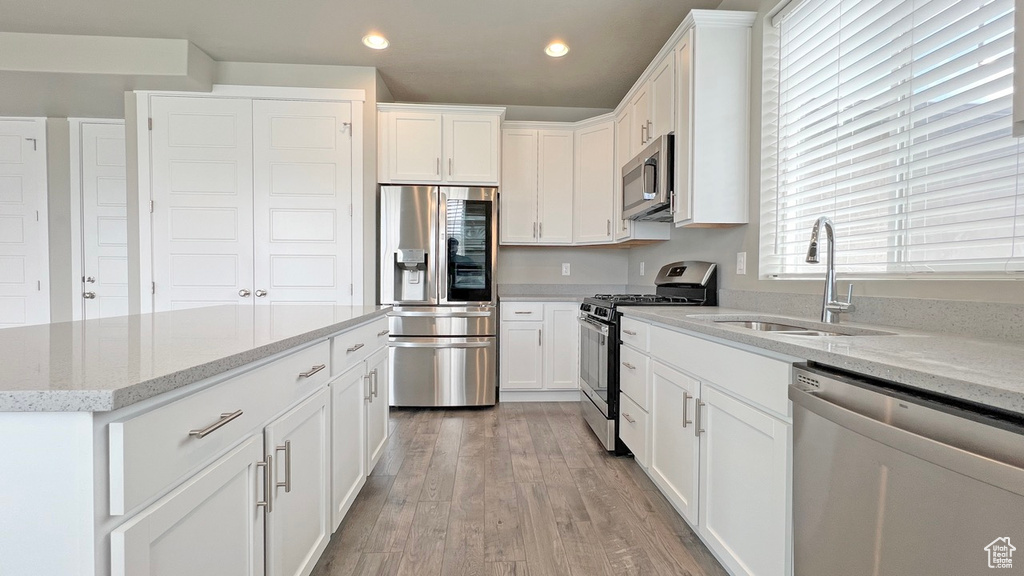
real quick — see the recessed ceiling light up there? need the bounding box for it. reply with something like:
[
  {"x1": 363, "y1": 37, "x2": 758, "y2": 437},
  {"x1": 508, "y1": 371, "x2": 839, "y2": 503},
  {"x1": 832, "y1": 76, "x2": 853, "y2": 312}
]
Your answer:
[
  {"x1": 545, "y1": 41, "x2": 569, "y2": 58},
  {"x1": 362, "y1": 33, "x2": 389, "y2": 50}
]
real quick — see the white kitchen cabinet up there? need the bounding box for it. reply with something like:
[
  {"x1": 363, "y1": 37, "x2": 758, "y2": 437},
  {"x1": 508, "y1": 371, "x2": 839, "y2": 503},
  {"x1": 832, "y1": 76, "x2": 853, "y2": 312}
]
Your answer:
[
  {"x1": 328, "y1": 362, "x2": 366, "y2": 531},
  {"x1": 628, "y1": 86, "x2": 650, "y2": 157},
  {"x1": 110, "y1": 434, "x2": 266, "y2": 576},
  {"x1": 142, "y1": 92, "x2": 363, "y2": 312},
  {"x1": 378, "y1": 104, "x2": 505, "y2": 186},
  {"x1": 364, "y1": 346, "x2": 389, "y2": 473},
  {"x1": 672, "y1": 12, "x2": 754, "y2": 227},
  {"x1": 500, "y1": 302, "x2": 578, "y2": 395},
  {"x1": 698, "y1": 385, "x2": 789, "y2": 576},
  {"x1": 499, "y1": 126, "x2": 574, "y2": 245},
  {"x1": 626, "y1": 51, "x2": 673, "y2": 158},
  {"x1": 264, "y1": 387, "x2": 331, "y2": 576},
  {"x1": 573, "y1": 117, "x2": 615, "y2": 244},
  {"x1": 649, "y1": 360, "x2": 700, "y2": 525}
]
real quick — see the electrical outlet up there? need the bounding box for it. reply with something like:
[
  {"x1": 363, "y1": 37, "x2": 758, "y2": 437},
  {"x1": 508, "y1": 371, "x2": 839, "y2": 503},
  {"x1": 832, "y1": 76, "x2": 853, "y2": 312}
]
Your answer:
[
  {"x1": 640, "y1": 262, "x2": 645, "y2": 276},
  {"x1": 737, "y1": 252, "x2": 747, "y2": 275},
  {"x1": 562, "y1": 263, "x2": 571, "y2": 276}
]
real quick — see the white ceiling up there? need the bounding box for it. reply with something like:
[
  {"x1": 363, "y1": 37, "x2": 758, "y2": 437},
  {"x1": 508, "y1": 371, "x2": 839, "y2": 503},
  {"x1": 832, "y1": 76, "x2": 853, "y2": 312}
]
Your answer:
[{"x1": 0, "y1": 0, "x2": 721, "y2": 109}]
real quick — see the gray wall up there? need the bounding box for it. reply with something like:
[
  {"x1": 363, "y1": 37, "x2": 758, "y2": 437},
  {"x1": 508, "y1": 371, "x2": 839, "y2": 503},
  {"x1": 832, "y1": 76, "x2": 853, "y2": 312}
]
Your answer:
[
  {"x1": 498, "y1": 246, "x2": 629, "y2": 285},
  {"x1": 625, "y1": 0, "x2": 1024, "y2": 304}
]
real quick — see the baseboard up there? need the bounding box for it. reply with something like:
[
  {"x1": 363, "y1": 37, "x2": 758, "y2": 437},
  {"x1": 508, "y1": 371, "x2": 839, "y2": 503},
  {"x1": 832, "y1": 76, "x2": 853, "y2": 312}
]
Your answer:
[{"x1": 498, "y1": 389, "x2": 581, "y2": 402}]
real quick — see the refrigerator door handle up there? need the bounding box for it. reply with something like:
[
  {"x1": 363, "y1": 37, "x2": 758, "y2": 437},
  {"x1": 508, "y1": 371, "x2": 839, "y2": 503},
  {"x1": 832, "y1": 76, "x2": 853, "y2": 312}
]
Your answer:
[{"x1": 437, "y1": 190, "x2": 448, "y2": 303}]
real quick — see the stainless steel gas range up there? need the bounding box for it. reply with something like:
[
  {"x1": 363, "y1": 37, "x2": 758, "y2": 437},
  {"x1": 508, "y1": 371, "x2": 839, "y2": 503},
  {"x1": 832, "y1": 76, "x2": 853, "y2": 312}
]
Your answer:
[{"x1": 578, "y1": 261, "x2": 718, "y2": 453}]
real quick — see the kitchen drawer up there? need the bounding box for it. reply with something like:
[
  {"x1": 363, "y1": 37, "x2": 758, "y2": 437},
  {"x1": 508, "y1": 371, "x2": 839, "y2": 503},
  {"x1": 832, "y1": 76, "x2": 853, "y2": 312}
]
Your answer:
[
  {"x1": 331, "y1": 318, "x2": 387, "y2": 374},
  {"x1": 501, "y1": 302, "x2": 544, "y2": 321},
  {"x1": 618, "y1": 393, "x2": 649, "y2": 469},
  {"x1": 108, "y1": 340, "x2": 330, "y2": 516},
  {"x1": 620, "y1": 317, "x2": 649, "y2": 351},
  {"x1": 649, "y1": 325, "x2": 791, "y2": 418},
  {"x1": 619, "y1": 344, "x2": 650, "y2": 411}
]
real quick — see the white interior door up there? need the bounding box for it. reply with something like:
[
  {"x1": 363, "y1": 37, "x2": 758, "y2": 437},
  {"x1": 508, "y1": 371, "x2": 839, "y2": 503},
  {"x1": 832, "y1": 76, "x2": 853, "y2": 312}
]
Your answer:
[
  {"x1": 150, "y1": 96, "x2": 255, "y2": 312},
  {"x1": 252, "y1": 99, "x2": 355, "y2": 316},
  {"x1": 80, "y1": 121, "x2": 129, "y2": 320},
  {"x1": 0, "y1": 118, "x2": 48, "y2": 328}
]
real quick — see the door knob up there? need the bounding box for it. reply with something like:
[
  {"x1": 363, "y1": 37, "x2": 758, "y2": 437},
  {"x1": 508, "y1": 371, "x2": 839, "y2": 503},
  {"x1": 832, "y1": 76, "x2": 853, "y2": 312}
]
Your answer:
[
  {"x1": 83, "y1": 292, "x2": 96, "y2": 299},
  {"x1": 239, "y1": 289, "x2": 251, "y2": 297},
  {"x1": 255, "y1": 290, "x2": 267, "y2": 297}
]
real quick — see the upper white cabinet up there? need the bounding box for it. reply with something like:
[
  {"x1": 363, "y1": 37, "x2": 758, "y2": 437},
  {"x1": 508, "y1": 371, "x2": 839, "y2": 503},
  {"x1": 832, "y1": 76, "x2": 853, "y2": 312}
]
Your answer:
[
  {"x1": 573, "y1": 117, "x2": 615, "y2": 244},
  {"x1": 626, "y1": 51, "x2": 674, "y2": 159},
  {"x1": 500, "y1": 126, "x2": 574, "y2": 245},
  {"x1": 672, "y1": 12, "x2": 754, "y2": 226},
  {"x1": 628, "y1": 86, "x2": 650, "y2": 158},
  {"x1": 378, "y1": 104, "x2": 504, "y2": 186}
]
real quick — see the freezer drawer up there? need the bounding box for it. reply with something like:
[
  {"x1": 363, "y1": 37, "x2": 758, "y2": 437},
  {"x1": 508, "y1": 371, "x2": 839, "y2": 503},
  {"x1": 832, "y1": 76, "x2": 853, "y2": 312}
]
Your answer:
[{"x1": 389, "y1": 337, "x2": 496, "y2": 407}]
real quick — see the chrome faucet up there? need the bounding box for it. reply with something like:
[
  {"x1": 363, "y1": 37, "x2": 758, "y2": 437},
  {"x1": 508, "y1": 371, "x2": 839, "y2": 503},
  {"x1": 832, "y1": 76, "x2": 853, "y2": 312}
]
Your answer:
[{"x1": 805, "y1": 216, "x2": 854, "y2": 323}]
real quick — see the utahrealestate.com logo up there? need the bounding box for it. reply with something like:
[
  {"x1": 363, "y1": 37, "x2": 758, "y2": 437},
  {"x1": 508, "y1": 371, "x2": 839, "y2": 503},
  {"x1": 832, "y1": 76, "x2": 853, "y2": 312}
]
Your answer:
[{"x1": 985, "y1": 537, "x2": 1015, "y2": 569}]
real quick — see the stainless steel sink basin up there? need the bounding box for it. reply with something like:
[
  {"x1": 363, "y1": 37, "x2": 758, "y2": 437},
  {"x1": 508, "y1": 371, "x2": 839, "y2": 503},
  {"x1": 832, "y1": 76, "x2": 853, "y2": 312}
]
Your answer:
[
  {"x1": 716, "y1": 321, "x2": 807, "y2": 332},
  {"x1": 713, "y1": 318, "x2": 894, "y2": 337}
]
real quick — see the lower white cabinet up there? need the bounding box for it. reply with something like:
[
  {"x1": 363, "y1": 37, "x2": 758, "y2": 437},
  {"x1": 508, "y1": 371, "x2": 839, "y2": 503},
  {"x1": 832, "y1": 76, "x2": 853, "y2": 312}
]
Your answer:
[
  {"x1": 365, "y1": 346, "x2": 389, "y2": 473},
  {"x1": 649, "y1": 360, "x2": 700, "y2": 526},
  {"x1": 329, "y1": 363, "x2": 367, "y2": 530},
  {"x1": 500, "y1": 302, "x2": 579, "y2": 394},
  {"x1": 111, "y1": 435, "x2": 266, "y2": 576},
  {"x1": 264, "y1": 387, "x2": 331, "y2": 576}
]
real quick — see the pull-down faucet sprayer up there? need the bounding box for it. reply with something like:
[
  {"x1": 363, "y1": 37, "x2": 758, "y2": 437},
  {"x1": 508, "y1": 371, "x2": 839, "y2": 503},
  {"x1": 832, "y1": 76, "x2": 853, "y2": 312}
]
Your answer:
[{"x1": 805, "y1": 216, "x2": 854, "y2": 323}]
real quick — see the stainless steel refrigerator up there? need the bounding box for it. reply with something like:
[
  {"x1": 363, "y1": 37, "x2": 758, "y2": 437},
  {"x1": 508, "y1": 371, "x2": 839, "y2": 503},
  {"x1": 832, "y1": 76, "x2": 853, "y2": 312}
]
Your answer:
[{"x1": 380, "y1": 186, "x2": 497, "y2": 407}]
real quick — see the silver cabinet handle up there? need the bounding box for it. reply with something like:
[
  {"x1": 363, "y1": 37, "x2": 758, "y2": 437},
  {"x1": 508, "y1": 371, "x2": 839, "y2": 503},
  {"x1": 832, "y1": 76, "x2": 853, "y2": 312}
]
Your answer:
[
  {"x1": 256, "y1": 453, "x2": 272, "y2": 512},
  {"x1": 299, "y1": 364, "x2": 326, "y2": 378},
  {"x1": 539, "y1": 222, "x2": 542, "y2": 238},
  {"x1": 239, "y1": 289, "x2": 251, "y2": 297},
  {"x1": 347, "y1": 343, "x2": 365, "y2": 353},
  {"x1": 647, "y1": 120, "x2": 653, "y2": 142},
  {"x1": 622, "y1": 362, "x2": 636, "y2": 370},
  {"x1": 377, "y1": 329, "x2": 390, "y2": 337},
  {"x1": 189, "y1": 410, "x2": 243, "y2": 439},
  {"x1": 682, "y1": 392, "x2": 692, "y2": 428},
  {"x1": 538, "y1": 330, "x2": 542, "y2": 346},
  {"x1": 607, "y1": 219, "x2": 611, "y2": 235},
  {"x1": 255, "y1": 289, "x2": 267, "y2": 297},
  {"x1": 364, "y1": 373, "x2": 373, "y2": 402},
  {"x1": 83, "y1": 292, "x2": 96, "y2": 299},
  {"x1": 622, "y1": 412, "x2": 636, "y2": 424},
  {"x1": 449, "y1": 158, "x2": 453, "y2": 176},
  {"x1": 371, "y1": 368, "x2": 379, "y2": 398},
  {"x1": 514, "y1": 311, "x2": 533, "y2": 315},
  {"x1": 695, "y1": 400, "x2": 706, "y2": 437},
  {"x1": 84, "y1": 276, "x2": 96, "y2": 284},
  {"x1": 533, "y1": 222, "x2": 537, "y2": 238},
  {"x1": 436, "y1": 157, "x2": 440, "y2": 175},
  {"x1": 275, "y1": 441, "x2": 291, "y2": 493},
  {"x1": 623, "y1": 329, "x2": 637, "y2": 336}
]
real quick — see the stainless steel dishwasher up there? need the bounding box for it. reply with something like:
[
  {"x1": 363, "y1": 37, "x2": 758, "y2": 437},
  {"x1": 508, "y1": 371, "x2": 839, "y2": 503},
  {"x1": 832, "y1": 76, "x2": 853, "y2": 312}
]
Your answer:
[{"x1": 790, "y1": 363, "x2": 1024, "y2": 576}]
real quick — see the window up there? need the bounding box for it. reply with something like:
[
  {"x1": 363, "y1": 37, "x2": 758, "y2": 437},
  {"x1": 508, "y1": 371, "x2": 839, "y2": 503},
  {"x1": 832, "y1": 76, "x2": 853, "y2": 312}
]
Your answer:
[{"x1": 760, "y1": 0, "x2": 1024, "y2": 278}]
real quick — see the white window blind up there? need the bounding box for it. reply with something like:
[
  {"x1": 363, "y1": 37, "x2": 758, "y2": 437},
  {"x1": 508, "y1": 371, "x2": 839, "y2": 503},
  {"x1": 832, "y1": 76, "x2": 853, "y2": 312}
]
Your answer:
[{"x1": 760, "y1": 0, "x2": 1024, "y2": 277}]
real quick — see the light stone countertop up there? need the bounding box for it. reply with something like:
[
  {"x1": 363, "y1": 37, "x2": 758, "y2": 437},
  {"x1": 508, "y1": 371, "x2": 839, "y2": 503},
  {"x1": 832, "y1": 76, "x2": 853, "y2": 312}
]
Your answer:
[
  {"x1": 621, "y1": 306, "x2": 1024, "y2": 418},
  {"x1": 499, "y1": 295, "x2": 586, "y2": 302},
  {"x1": 0, "y1": 304, "x2": 389, "y2": 412}
]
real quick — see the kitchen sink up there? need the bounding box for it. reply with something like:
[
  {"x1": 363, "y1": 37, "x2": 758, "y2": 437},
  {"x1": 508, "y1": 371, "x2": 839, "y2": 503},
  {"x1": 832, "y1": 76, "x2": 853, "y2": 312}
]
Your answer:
[
  {"x1": 716, "y1": 321, "x2": 807, "y2": 332},
  {"x1": 712, "y1": 318, "x2": 894, "y2": 337}
]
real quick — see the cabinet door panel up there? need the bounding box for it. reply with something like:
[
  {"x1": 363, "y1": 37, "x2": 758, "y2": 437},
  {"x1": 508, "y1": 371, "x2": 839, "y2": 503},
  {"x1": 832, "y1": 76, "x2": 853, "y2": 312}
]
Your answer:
[
  {"x1": 330, "y1": 363, "x2": 367, "y2": 531},
  {"x1": 629, "y1": 86, "x2": 651, "y2": 156},
  {"x1": 111, "y1": 435, "x2": 264, "y2": 576},
  {"x1": 499, "y1": 129, "x2": 538, "y2": 244},
  {"x1": 613, "y1": 109, "x2": 633, "y2": 240},
  {"x1": 543, "y1": 303, "x2": 579, "y2": 388},
  {"x1": 572, "y1": 121, "x2": 615, "y2": 244},
  {"x1": 699, "y1": 385, "x2": 789, "y2": 576},
  {"x1": 387, "y1": 112, "x2": 442, "y2": 183},
  {"x1": 265, "y1": 387, "x2": 331, "y2": 576},
  {"x1": 674, "y1": 31, "x2": 693, "y2": 224},
  {"x1": 252, "y1": 100, "x2": 355, "y2": 307},
  {"x1": 150, "y1": 96, "x2": 254, "y2": 311},
  {"x1": 499, "y1": 323, "x2": 543, "y2": 389},
  {"x1": 365, "y1": 347, "x2": 389, "y2": 473},
  {"x1": 649, "y1": 53, "x2": 675, "y2": 140},
  {"x1": 649, "y1": 360, "x2": 699, "y2": 525},
  {"x1": 444, "y1": 114, "x2": 499, "y2": 184},
  {"x1": 537, "y1": 130, "x2": 574, "y2": 244}
]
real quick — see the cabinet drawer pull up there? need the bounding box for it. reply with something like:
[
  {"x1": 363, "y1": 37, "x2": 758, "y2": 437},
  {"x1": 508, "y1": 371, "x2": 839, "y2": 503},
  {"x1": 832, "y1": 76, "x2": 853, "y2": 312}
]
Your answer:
[
  {"x1": 449, "y1": 158, "x2": 453, "y2": 176},
  {"x1": 275, "y1": 441, "x2": 291, "y2": 493},
  {"x1": 682, "y1": 392, "x2": 692, "y2": 428},
  {"x1": 372, "y1": 368, "x2": 380, "y2": 398},
  {"x1": 256, "y1": 454, "x2": 272, "y2": 512},
  {"x1": 695, "y1": 400, "x2": 706, "y2": 437},
  {"x1": 189, "y1": 410, "x2": 243, "y2": 439},
  {"x1": 346, "y1": 343, "x2": 365, "y2": 353},
  {"x1": 299, "y1": 364, "x2": 326, "y2": 378},
  {"x1": 539, "y1": 222, "x2": 543, "y2": 238},
  {"x1": 622, "y1": 412, "x2": 636, "y2": 424},
  {"x1": 377, "y1": 329, "x2": 390, "y2": 337},
  {"x1": 364, "y1": 373, "x2": 373, "y2": 402},
  {"x1": 514, "y1": 311, "x2": 533, "y2": 315},
  {"x1": 623, "y1": 329, "x2": 637, "y2": 336},
  {"x1": 622, "y1": 362, "x2": 636, "y2": 370},
  {"x1": 436, "y1": 157, "x2": 441, "y2": 175}
]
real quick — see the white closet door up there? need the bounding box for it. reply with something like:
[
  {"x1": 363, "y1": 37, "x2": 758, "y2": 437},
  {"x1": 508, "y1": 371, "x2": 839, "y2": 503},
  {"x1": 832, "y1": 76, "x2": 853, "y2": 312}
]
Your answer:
[
  {"x1": 252, "y1": 100, "x2": 354, "y2": 314},
  {"x1": 150, "y1": 96, "x2": 255, "y2": 312},
  {"x1": 80, "y1": 121, "x2": 129, "y2": 320},
  {"x1": 0, "y1": 118, "x2": 48, "y2": 328}
]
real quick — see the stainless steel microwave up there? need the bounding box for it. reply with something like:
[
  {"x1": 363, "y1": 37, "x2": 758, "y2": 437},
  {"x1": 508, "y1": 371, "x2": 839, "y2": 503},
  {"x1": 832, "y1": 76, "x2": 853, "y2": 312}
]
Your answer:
[{"x1": 622, "y1": 133, "x2": 673, "y2": 222}]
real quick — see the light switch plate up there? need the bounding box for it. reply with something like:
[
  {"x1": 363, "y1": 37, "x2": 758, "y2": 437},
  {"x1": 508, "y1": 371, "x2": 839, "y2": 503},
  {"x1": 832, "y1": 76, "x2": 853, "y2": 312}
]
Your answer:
[
  {"x1": 737, "y1": 252, "x2": 747, "y2": 275},
  {"x1": 562, "y1": 263, "x2": 571, "y2": 276}
]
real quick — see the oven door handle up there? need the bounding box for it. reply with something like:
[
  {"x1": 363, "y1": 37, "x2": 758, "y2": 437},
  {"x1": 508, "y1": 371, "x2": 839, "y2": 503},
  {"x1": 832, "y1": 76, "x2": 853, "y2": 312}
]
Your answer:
[{"x1": 577, "y1": 316, "x2": 610, "y2": 335}]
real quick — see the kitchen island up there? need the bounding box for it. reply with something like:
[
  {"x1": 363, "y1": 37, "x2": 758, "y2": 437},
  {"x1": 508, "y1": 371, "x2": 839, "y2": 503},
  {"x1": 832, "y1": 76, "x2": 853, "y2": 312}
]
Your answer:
[{"x1": 0, "y1": 304, "x2": 390, "y2": 576}]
